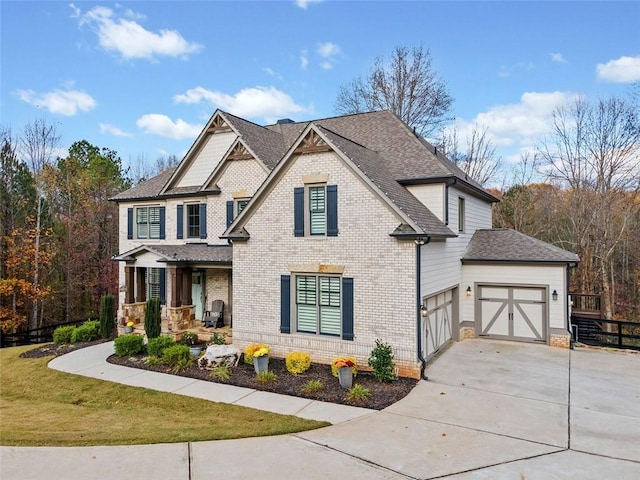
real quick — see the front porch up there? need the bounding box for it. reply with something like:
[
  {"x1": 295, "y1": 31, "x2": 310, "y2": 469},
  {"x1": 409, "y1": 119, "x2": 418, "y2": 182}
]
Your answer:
[{"x1": 119, "y1": 302, "x2": 232, "y2": 344}]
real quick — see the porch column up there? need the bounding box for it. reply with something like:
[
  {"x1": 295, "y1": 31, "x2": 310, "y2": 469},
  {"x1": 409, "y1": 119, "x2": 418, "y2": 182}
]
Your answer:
[
  {"x1": 182, "y1": 267, "x2": 192, "y2": 305},
  {"x1": 124, "y1": 266, "x2": 135, "y2": 303},
  {"x1": 169, "y1": 267, "x2": 180, "y2": 307},
  {"x1": 135, "y1": 267, "x2": 146, "y2": 302}
]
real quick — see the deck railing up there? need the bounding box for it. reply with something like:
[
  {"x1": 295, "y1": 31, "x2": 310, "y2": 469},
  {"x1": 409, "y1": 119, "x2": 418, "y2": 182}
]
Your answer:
[{"x1": 570, "y1": 293, "x2": 602, "y2": 318}]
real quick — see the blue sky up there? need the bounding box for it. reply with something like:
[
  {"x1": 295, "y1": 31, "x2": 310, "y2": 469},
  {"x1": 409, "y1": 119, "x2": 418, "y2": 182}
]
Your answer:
[{"x1": 2, "y1": 1, "x2": 639, "y2": 179}]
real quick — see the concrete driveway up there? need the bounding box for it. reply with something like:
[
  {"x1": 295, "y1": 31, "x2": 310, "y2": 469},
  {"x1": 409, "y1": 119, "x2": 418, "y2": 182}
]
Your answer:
[{"x1": 2, "y1": 339, "x2": 639, "y2": 479}]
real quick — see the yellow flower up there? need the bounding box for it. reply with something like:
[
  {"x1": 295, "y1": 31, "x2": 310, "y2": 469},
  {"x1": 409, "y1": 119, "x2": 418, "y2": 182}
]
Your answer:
[{"x1": 253, "y1": 347, "x2": 269, "y2": 358}]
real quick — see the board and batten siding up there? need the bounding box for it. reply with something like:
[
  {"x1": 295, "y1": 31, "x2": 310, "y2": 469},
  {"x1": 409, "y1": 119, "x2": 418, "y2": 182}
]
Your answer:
[
  {"x1": 420, "y1": 187, "x2": 492, "y2": 298},
  {"x1": 232, "y1": 150, "x2": 418, "y2": 375},
  {"x1": 176, "y1": 131, "x2": 236, "y2": 187},
  {"x1": 461, "y1": 264, "x2": 569, "y2": 331}
]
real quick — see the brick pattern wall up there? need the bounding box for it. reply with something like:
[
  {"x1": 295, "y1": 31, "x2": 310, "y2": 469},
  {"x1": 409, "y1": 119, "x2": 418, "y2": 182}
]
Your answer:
[{"x1": 232, "y1": 151, "x2": 420, "y2": 376}]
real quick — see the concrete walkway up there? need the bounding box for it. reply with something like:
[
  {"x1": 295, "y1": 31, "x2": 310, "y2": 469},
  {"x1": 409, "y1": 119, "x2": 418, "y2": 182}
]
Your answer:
[{"x1": 2, "y1": 340, "x2": 639, "y2": 479}]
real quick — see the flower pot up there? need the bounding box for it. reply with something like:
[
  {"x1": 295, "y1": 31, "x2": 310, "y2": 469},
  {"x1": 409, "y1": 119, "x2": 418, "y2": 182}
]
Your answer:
[
  {"x1": 124, "y1": 326, "x2": 133, "y2": 333},
  {"x1": 189, "y1": 345, "x2": 203, "y2": 357},
  {"x1": 254, "y1": 355, "x2": 269, "y2": 374},
  {"x1": 338, "y1": 366, "x2": 353, "y2": 389}
]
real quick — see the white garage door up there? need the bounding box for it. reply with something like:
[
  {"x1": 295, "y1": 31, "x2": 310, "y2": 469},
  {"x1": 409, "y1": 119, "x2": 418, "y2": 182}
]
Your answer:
[
  {"x1": 478, "y1": 285, "x2": 547, "y2": 342},
  {"x1": 423, "y1": 289, "x2": 455, "y2": 359}
]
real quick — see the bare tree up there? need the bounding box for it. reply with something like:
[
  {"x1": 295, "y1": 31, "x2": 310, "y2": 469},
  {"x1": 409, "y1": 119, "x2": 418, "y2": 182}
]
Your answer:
[
  {"x1": 537, "y1": 95, "x2": 640, "y2": 319},
  {"x1": 19, "y1": 119, "x2": 60, "y2": 329},
  {"x1": 438, "y1": 124, "x2": 502, "y2": 187},
  {"x1": 334, "y1": 44, "x2": 453, "y2": 137}
]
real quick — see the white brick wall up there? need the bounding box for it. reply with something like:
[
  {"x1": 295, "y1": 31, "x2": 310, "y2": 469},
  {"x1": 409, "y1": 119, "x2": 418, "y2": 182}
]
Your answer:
[{"x1": 232, "y1": 151, "x2": 419, "y2": 373}]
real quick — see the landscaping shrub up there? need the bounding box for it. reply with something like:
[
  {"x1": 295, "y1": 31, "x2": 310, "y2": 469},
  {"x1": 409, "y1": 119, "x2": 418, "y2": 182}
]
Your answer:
[
  {"x1": 99, "y1": 294, "x2": 115, "y2": 339},
  {"x1": 302, "y1": 379, "x2": 324, "y2": 394},
  {"x1": 256, "y1": 371, "x2": 277, "y2": 384},
  {"x1": 345, "y1": 384, "x2": 371, "y2": 403},
  {"x1": 285, "y1": 351, "x2": 311, "y2": 374},
  {"x1": 147, "y1": 336, "x2": 175, "y2": 357},
  {"x1": 114, "y1": 334, "x2": 145, "y2": 357},
  {"x1": 210, "y1": 365, "x2": 231, "y2": 381},
  {"x1": 144, "y1": 297, "x2": 162, "y2": 339},
  {"x1": 53, "y1": 325, "x2": 76, "y2": 344},
  {"x1": 210, "y1": 332, "x2": 225, "y2": 345},
  {"x1": 71, "y1": 321, "x2": 101, "y2": 343},
  {"x1": 243, "y1": 343, "x2": 270, "y2": 365},
  {"x1": 161, "y1": 344, "x2": 192, "y2": 368},
  {"x1": 178, "y1": 331, "x2": 199, "y2": 346},
  {"x1": 368, "y1": 339, "x2": 396, "y2": 382}
]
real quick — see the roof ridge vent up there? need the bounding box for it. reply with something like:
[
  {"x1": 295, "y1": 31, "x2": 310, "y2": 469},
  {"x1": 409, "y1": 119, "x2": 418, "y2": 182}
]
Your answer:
[{"x1": 277, "y1": 118, "x2": 294, "y2": 124}]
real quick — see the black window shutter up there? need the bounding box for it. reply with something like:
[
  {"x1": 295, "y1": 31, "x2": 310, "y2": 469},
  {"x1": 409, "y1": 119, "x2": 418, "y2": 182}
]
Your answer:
[
  {"x1": 293, "y1": 187, "x2": 304, "y2": 236},
  {"x1": 159, "y1": 268, "x2": 166, "y2": 304},
  {"x1": 159, "y1": 206, "x2": 166, "y2": 239},
  {"x1": 200, "y1": 203, "x2": 207, "y2": 239},
  {"x1": 342, "y1": 277, "x2": 354, "y2": 341},
  {"x1": 327, "y1": 184, "x2": 338, "y2": 236},
  {"x1": 280, "y1": 275, "x2": 291, "y2": 334},
  {"x1": 127, "y1": 208, "x2": 133, "y2": 239},
  {"x1": 226, "y1": 200, "x2": 234, "y2": 227},
  {"x1": 176, "y1": 205, "x2": 183, "y2": 239}
]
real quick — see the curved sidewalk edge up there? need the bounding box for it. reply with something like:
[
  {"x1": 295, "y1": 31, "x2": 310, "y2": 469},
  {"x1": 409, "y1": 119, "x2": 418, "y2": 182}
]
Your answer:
[{"x1": 47, "y1": 341, "x2": 376, "y2": 425}]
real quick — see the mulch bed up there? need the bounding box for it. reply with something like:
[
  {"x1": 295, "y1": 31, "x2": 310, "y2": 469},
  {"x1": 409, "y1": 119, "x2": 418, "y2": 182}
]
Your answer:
[{"x1": 20, "y1": 341, "x2": 418, "y2": 410}]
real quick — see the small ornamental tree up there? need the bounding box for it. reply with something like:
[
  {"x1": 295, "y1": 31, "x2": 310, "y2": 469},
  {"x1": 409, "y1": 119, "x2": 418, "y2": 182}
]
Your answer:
[
  {"x1": 144, "y1": 297, "x2": 162, "y2": 339},
  {"x1": 99, "y1": 294, "x2": 115, "y2": 339},
  {"x1": 368, "y1": 339, "x2": 396, "y2": 382}
]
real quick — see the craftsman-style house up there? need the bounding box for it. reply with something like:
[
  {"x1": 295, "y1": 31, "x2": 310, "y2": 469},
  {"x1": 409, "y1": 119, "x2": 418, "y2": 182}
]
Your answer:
[{"x1": 111, "y1": 109, "x2": 578, "y2": 378}]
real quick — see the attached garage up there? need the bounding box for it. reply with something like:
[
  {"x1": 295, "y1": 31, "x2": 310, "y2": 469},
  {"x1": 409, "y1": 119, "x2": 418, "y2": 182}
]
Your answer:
[
  {"x1": 477, "y1": 285, "x2": 547, "y2": 342},
  {"x1": 461, "y1": 229, "x2": 579, "y2": 348},
  {"x1": 422, "y1": 288, "x2": 457, "y2": 359}
]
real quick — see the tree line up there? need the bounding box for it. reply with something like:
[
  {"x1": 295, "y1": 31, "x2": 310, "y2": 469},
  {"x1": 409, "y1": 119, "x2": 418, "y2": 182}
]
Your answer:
[{"x1": 1, "y1": 45, "x2": 638, "y2": 335}]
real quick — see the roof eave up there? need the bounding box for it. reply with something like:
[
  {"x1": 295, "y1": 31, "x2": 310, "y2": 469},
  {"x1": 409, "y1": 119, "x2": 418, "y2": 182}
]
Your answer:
[{"x1": 398, "y1": 176, "x2": 500, "y2": 203}]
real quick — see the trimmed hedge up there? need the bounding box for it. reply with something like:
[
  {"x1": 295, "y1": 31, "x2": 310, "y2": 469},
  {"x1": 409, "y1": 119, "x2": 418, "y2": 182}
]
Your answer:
[
  {"x1": 71, "y1": 321, "x2": 101, "y2": 343},
  {"x1": 114, "y1": 334, "x2": 145, "y2": 357},
  {"x1": 161, "y1": 344, "x2": 191, "y2": 367},
  {"x1": 53, "y1": 325, "x2": 76, "y2": 344},
  {"x1": 99, "y1": 294, "x2": 115, "y2": 339},
  {"x1": 147, "y1": 336, "x2": 175, "y2": 357}
]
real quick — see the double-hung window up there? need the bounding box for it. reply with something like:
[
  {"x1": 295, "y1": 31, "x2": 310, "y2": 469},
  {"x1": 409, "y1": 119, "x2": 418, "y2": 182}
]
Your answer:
[
  {"x1": 296, "y1": 274, "x2": 341, "y2": 336},
  {"x1": 187, "y1": 204, "x2": 201, "y2": 238},
  {"x1": 128, "y1": 206, "x2": 164, "y2": 240},
  {"x1": 308, "y1": 186, "x2": 326, "y2": 235},
  {"x1": 136, "y1": 206, "x2": 161, "y2": 239},
  {"x1": 146, "y1": 267, "x2": 161, "y2": 300},
  {"x1": 458, "y1": 197, "x2": 465, "y2": 233},
  {"x1": 237, "y1": 198, "x2": 249, "y2": 215},
  {"x1": 294, "y1": 184, "x2": 338, "y2": 237}
]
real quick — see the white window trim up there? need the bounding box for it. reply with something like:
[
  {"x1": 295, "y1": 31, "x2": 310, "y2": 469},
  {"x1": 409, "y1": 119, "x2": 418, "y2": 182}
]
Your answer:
[
  {"x1": 294, "y1": 273, "x2": 342, "y2": 336},
  {"x1": 186, "y1": 203, "x2": 201, "y2": 239},
  {"x1": 305, "y1": 184, "x2": 327, "y2": 237},
  {"x1": 136, "y1": 205, "x2": 161, "y2": 240}
]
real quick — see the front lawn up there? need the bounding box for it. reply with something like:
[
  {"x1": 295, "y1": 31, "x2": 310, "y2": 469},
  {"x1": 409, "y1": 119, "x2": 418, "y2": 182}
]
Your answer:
[{"x1": 0, "y1": 344, "x2": 327, "y2": 447}]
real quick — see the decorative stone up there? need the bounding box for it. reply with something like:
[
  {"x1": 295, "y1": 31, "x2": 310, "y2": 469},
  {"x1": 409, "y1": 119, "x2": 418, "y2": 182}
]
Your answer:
[{"x1": 197, "y1": 344, "x2": 241, "y2": 370}]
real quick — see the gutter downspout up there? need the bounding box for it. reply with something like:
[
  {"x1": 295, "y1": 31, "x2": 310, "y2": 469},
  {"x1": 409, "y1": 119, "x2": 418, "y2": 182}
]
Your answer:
[
  {"x1": 567, "y1": 263, "x2": 574, "y2": 349},
  {"x1": 416, "y1": 236, "x2": 431, "y2": 380}
]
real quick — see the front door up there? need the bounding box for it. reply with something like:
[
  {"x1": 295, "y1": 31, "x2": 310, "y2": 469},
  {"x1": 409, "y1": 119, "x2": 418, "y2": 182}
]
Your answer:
[{"x1": 192, "y1": 272, "x2": 203, "y2": 320}]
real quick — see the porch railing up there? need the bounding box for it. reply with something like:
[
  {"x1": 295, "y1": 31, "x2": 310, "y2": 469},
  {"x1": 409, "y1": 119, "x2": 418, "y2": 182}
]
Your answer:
[{"x1": 570, "y1": 293, "x2": 602, "y2": 319}]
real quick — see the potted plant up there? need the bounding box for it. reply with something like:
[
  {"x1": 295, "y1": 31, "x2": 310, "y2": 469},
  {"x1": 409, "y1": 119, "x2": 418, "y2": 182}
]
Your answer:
[
  {"x1": 179, "y1": 331, "x2": 202, "y2": 356},
  {"x1": 124, "y1": 321, "x2": 134, "y2": 334},
  {"x1": 252, "y1": 346, "x2": 270, "y2": 374},
  {"x1": 332, "y1": 356, "x2": 358, "y2": 389}
]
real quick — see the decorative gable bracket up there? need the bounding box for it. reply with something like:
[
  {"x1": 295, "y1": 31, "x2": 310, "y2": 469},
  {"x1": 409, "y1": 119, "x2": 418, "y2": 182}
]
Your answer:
[{"x1": 294, "y1": 130, "x2": 332, "y2": 155}]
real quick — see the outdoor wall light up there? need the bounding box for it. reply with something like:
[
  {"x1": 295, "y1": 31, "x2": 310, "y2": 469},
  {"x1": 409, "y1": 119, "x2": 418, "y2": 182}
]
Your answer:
[
  {"x1": 552, "y1": 290, "x2": 558, "y2": 301},
  {"x1": 420, "y1": 304, "x2": 428, "y2": 317},
  {"x1": 466, "y1": 286, "x2": 472, "y2": 297}
]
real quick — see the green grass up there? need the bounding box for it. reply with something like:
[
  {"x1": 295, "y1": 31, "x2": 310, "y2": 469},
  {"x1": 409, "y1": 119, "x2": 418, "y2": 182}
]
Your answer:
[{"x1": 0, "y1": 345, "x2": 328, "y2": 447}]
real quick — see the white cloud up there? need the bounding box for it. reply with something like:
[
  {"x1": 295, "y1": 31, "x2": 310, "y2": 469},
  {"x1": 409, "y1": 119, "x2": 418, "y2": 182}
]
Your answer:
[
  {"x1": 173, "y1": 86, "x2": 309, "y2": 120},
  {"x1": 550, "y1": 52, "x2": 567, "y2": 64},
  {"x1": 497, "y1": 61, "x2": 535, "y2": 78},
  {"x1": 15, "y1": 88, "x2": 97, "y2": 116},
  {"x1": 99, "y1": 123, "x2": 133, "y2": 137},
  {"x1": 136, "y1": 114, "x2": 202, "y2": 139},
  {"x1": 452, "y1": 91, "x2": 577, "y2": 161},
  {"x1": 320, "y1": 61, "x2": 333, "y2": 71},
  {"x1": 294, "y1": 0, "x2": 322, "y2": 9},
  {"x1": 596, "y1": 56, "x2": 640, "y2": 83},
  {"x1": 317, "y1": 42, "x2": 340, "y2": 58},
  {"x1": 263, "y1": 67, "x2": 283, "y2": 81},
  {"x1": 300, "y1": 50, "x2": 309, "y2": 69},
  {"x1": 76, "y1": 5, "x2": 202, "y2": 61}
]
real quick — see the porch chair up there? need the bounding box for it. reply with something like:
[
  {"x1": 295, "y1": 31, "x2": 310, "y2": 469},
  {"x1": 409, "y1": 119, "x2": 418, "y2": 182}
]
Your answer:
[{"x1": 204, "y1": 300, "x2": 225, "y2": 328}]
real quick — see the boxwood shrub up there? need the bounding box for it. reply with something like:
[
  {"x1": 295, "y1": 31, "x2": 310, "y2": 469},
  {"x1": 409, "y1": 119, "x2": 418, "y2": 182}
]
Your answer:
[
  {"x1": 53, "y1": 325, "x2": 76, "y2": 344},
  {"x1": 147, "y1": 336, "x2": 175, "y2": 357},
  {"x1": 70, "y1": 321, "x2": 101, "y2": 343},
  {"x1": 161, "y1": 344, "x2": 191, "y2": 367},
  {"x1": 114, "y1": 334, "x2": 145, "y2": 357}
]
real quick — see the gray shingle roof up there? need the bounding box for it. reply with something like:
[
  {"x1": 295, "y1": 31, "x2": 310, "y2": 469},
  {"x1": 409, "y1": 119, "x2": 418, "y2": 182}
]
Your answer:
[
  {"x1": 317, "y1": 125, "x2": 454, "y2": 237},
  {"x1": 462, "y1": 229, "x2": 579, "y2": 263},
  {"x1": 115, "y1": 244, "x2": 232, "y2": 264},
  {"x1": 110, "y1": 167, "x2": 176, "y2": 201}
]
